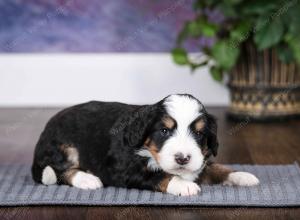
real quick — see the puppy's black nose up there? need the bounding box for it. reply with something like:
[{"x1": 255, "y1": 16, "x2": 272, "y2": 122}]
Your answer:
[{"x1": 175, "y1": 153, "x2": 191, "y2": 165}]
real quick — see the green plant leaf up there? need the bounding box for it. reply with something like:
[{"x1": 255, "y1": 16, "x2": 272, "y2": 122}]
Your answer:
[
  {"x1": 254, "y1": 17, "x2": 284, "y2": 50},
  {"x1": 210, "y1": 66, "x2": 223, "y2": 81},
  {"x1": 241, "y1": 1, "x2": 277, "y2": 15},
  {"x1": 285, "y1": 35, "x2": 300, "y2": 64},
  {"x1": 171, "y1": 48, "x2": 188, "y2": 65},
  {"x1": 282, "y1": 2, "x2": 300, "y2": 36},
  {"x1": 201, "y1": 22, "x2": 218, "y2": 37},
  {"x1": 186, "y1": 19, "x2": 218, "y2": 38},
  {"x1": 230, "y1": 21, "x2": 252, "y2": 42},
  {"x1": 212, "y1": 40, "x2": 240, "y2": 70},
  {"x1": 276, "y1": 45, "x2": 294, "y2": 63},
  {"x1": 186, "y1": 21, "x2": 202, "y2": 37}
]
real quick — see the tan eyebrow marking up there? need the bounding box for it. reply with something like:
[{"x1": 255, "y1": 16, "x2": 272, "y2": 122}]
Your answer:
[
  {"x1": 195, "y1": 118, "x2": 205, "y2": 131},
  {"x1": 162, "y1": 116, "x2": 175, "y2": 129}
]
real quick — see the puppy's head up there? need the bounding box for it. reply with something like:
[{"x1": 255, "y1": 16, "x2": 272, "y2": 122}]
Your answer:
[{"x1": 128, "y1": 94, "x2": 218, "y2": 177}]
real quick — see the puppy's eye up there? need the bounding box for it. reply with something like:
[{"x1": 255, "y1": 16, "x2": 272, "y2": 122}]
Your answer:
[
  {"x1": 195, "y1": 131, "x2": 203, "y2": 137},
  {"x1": 160, "y1": 128, "x2": 170, "y2": 136}
]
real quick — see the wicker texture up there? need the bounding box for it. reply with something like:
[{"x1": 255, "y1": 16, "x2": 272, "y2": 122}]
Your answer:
[{"x1": 229, "y1": 43, "x2": 300, "y2": 119}]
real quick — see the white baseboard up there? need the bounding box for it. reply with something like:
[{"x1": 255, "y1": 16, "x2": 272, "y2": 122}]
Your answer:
[{"x1": 0, "y1": 53, "x2": 229, "y2": 107}]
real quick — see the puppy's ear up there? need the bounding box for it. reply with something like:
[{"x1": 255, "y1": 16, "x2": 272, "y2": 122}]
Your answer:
[
  {"x1": 205, "y1": 113, "x2": 219, "y2": 157},
  {"x1": 122, "y1": 105, "x2": 158, "y2": 147}
]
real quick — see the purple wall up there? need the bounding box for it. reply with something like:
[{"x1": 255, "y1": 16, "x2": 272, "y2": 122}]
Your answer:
[{"x1": 0, "y1": 0, "x2": 194, "y2": 52}]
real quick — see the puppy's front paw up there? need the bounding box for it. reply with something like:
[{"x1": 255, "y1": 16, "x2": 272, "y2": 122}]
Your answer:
[
  {"x1": 223, "y1": 171, "x2": 259, "y2": 186},
  {"x1": 166, "y1": 176, "x2": 201, "y2": 196}
]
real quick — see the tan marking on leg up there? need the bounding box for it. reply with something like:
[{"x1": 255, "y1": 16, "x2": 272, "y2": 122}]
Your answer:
[
  {"x1": 59, "y1": 144, "x2": 81, "y2": 185},
  {"x1": 63, "y1": 168, "x2": 79, "y2": 185},
  {"x1": 59, "y1": 143, "x2": 74, "y2": 150},
  {"x1": 197, "y1": 162, "x2": 233, "y2": 184},
  {"x1": 156, "y1": 175, "x2": 172, "y2": 192},
  {"x1": 65, "y1": 147, "x2": 79, "y2": 167},
  {"x1": 60, "y1": 144, "x2": 79, "y2": 167}
]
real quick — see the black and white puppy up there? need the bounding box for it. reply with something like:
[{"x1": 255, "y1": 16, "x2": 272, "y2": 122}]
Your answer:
[{"x1": 32, "y1": 94, "x2": 259, "y2": 196}]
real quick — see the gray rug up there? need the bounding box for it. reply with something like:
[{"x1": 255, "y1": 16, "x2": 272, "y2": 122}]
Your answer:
[{"x1": 1, "y1": 163, "x2": 300, "y2": 207}]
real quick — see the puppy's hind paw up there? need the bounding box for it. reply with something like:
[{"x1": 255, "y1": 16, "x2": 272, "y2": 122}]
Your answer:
[{"x1": 71, "y1": 171, "x2": 103, "y2": 190}]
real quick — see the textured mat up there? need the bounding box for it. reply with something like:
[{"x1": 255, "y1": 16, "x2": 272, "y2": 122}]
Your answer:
[{"x1": 1, "y1": 163, "x2": 300, "y2": 207}]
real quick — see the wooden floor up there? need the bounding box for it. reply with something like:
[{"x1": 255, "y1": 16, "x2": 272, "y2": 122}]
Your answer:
[{"x1": 0, "y1": 107, "x2": 300, "y2": 220}]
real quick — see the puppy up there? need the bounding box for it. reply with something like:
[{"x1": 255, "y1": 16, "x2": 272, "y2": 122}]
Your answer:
[{"x1": 32, "y1": 94, "x2": 259, "y2": 196}]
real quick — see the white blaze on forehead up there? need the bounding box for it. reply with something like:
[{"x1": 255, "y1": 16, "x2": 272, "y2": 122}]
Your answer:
[
  {"x1": 164, "y1": 95, "x2": 203, "y2": 130},
  {"x1": 159, "y1": 95, "x2": 204, "y2": 179}
]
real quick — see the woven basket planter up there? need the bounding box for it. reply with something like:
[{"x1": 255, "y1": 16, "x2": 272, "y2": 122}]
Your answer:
[{"x1": 228, "y1": 43, "x2": 300, "y2": 121}]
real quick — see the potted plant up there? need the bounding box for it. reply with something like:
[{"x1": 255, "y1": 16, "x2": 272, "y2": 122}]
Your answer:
[{"x1": 172, "y1": 0, "x2": 300, "y2": 121}]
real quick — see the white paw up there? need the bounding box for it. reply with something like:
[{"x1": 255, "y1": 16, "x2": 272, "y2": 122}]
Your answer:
[
  {"x1": 223, "y1": 172, "x2": 259, "y2": 186},
  {"x1": 42, "y1": 166, "x2": 57, "y2": 185},
  {"x1": 71, "y1": 171, "x2": 103, "y2": 190},
  {"x1": 166, "y1": 176, "x2": 201, "y2": 196}
]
